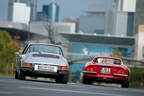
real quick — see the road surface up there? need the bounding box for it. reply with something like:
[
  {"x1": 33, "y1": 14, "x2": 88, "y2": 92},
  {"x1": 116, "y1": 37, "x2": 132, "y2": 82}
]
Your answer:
[{"x1": 0, "y1": 76, "x2": 144, "y2": 96}]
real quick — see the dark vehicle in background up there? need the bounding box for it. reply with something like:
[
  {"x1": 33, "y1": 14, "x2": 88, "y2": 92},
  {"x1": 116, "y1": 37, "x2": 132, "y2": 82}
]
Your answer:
[
  {"x1": 82, "y1": 56, "x2": 131, "y2": 88},
  {"x1": 15, "y1": 43, "x2": 69, "y2": 84}
]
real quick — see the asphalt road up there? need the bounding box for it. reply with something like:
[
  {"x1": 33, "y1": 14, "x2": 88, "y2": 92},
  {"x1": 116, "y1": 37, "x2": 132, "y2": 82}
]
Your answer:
[{"x1": 0, "y1": 76, "x2": 144, "y2": 96}]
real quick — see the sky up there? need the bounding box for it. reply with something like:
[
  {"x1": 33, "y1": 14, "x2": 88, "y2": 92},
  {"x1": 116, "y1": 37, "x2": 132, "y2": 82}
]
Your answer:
[{"x1": 37, "y1": 0, "x2": 114, "y2": 21}]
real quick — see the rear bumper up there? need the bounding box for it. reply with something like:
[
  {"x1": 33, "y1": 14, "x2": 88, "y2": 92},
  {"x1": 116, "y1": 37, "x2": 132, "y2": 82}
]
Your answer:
[
  {"x1": 112, "y1": 74, "x2": 128, "y2": 77},
  {"x1": 83, "y1": 71, "x2": 128, "y2": 82},
  {"x1": 21, "y1": 67, "x2": 68, "y2": 78}
]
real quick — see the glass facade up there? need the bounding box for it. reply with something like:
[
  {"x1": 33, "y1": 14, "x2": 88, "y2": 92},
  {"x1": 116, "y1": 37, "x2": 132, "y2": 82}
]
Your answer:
[
  {"x1": 127, "y1": 12, "x2": 134, "y2": 36},
  {"x1": 48, "y1": 2, "x2": 59, "y2": 22},
  {"x1": 70, "y1": 43, "x2": 132, "y2": 60},
  {"x1": 37, "y1": 2, "x2": 59, "y2": 22}
]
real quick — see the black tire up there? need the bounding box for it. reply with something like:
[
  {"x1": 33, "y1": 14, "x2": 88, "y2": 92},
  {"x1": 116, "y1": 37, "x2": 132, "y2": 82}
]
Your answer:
[
  {"x1": 82, "y1": 75, "x2": 92, "y2": 84},
  {"x1": 18, "y1": 69, "x2": 25, "y2": 80},
  {"x1": 56, "y1": 75, "x2": 68, "y2": 84},
  {"x1": 121, "y1": 80, "x2": 129, "y2": 88},
  {"x1": 15, "y1": 71, "x2": 19, "y2": 79}
]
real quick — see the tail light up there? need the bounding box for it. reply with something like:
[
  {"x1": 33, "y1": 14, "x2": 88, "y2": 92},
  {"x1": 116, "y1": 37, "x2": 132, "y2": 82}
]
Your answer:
[
  {"x1": 59, "y1": 66, "x2": 68, "y2": 71},
  {"x1": 23, "y1": 63, "x2": 32, "y2": 69},
  {"x1": 85, "y1": 66, "x2": 94, "y2": 72},
  {"x1": 117, "y1": 69, "x2": 126, "y2": 75}
]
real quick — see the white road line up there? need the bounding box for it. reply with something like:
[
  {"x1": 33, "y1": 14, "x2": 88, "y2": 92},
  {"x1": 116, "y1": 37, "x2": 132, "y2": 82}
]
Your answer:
[
  {"x1": 0, "y1": 91, "x2": 13, "y2": 94},
  {"x1": 21, "y1": 86, "x2": 125, "y2": 96},
  {"x1": 113, "y1": 88, "x2": 144, "y2": 93}
]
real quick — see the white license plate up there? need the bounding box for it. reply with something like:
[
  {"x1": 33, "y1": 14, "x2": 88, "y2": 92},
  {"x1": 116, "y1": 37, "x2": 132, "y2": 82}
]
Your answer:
[
  {"x1": 101, "y1": 68, "x2": 110, "y2": 74},
  {"x1": 35, "y1": 65, "x2": 57, "y2": 72}
]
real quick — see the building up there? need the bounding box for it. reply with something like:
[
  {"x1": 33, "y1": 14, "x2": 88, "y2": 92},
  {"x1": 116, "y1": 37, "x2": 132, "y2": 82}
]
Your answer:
[
  {"x1": 36, "y1": 1, "x2": 59, "y2": 22},
  {"x1": 0, "y1": 0, "x2": 13, "y2": 21},
  {"x1": 0, "y1": 0, "x2": 31, "y2": 24},
  {"x1": 78, "y1": 0, "x2": 136, "y2": 36},
  {"x1": 48, "y1": 1, "x2": 59, "y2": 22},
  {"x1": 135, "y1": 25, "x2": 144, "y2": 60},
  {"x1": 63, "y1": 17, "x2": 78, "y2": 32},
  {"x1": 114, "y1": 0, "x2": 136, "y2": 36},
  {"x1": 14, "y1": 0, "x2": 37, "y2": 21},
  {"x1": 134, "y1": 0, "x2": 144, "y2": 35},
  {"x1": 78, "y1": 4, "x2": 114, "y2": 35},
  {"x1": 12, "y1": 2, "x2": 31, "y2": 24},
  {"x1": 29, "y1": 22, "x2": 76, "y2": 36}
]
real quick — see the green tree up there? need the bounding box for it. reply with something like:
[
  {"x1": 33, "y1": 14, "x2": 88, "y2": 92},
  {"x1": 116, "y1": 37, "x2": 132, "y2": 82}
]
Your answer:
[{"x1": 0, "y1": 30, "x2": 19, "y2": 74}]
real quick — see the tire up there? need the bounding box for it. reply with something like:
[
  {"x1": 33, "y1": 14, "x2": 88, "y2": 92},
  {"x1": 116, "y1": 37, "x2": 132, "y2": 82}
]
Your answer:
[
  {"x1": 82, "y1": 75, "x2": 92, "y2": 84},
  {"x1": 18, "y1": 69, "x2": 25, "y2": 80},
  {"x1": 121, "y1": 80, "x2": 129, "y2": 88},
  {"x1": 56, "y1": 75, "x2": 68, "y2": 84},
  {"x1": 15, "y1": 71, "x2": 19, "y2": 79}
]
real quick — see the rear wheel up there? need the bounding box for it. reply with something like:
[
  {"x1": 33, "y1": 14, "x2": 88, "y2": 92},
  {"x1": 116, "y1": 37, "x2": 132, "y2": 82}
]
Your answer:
[
  {"x1": 56, "y1": 75, "x2": 68, "y2": 84},
  {"x1": 18, "y1": 69, "x2": 25, "y2": 80},
  {"x1": 82, "y1": 75, "x2": 92, "y2": 84},
  {"x1": 15, "y1": 70, "x2": 18, "y2": 79},
  {"x1": 121, "y1": 80, "x2": 129, "y2": 88}
]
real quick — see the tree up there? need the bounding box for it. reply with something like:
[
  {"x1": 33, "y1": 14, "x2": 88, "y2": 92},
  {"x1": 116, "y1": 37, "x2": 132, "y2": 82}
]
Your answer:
[
  {"x1": 45, "y1": 21, "x2": 56, "y2": 44},
  {"x1": 0, "y1": 30, "x2": 20, "y2": 74},
  {"x1": 110, "y1": 48, "x2": 122, "y2": 59}
]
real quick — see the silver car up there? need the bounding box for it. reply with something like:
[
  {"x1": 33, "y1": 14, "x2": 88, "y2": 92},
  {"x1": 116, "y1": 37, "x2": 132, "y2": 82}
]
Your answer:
[{"x1": 15, "y1": 43, "x2": 69, "y2": 84}]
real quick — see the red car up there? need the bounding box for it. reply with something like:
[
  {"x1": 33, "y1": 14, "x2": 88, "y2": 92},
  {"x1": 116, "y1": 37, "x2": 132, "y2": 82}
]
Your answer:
[{"x1": 82, "y1": 56, "x2": 131, "y2": 88}]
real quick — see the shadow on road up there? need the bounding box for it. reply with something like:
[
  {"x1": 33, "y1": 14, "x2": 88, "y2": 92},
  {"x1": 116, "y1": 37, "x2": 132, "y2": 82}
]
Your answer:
[{"x1": 24, "y1": 77, "x2": 56, "y2": 84}]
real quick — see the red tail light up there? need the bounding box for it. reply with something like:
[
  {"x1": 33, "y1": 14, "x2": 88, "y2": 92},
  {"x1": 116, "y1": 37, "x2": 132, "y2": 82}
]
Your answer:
[
  {"x1": 85, "y1": 66, "x2": 94, "y2": 72},
  {"x1": 59, "y1": 66, "x2": 68, "y2": 71},
  {"x1": 23, "y1": 63, "x2": 32, "y2": 69}
]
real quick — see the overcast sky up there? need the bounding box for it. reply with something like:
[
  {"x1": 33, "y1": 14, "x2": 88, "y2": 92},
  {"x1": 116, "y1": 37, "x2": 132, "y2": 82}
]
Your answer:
[{"x1": 37, "y1": 0, "x2": 114, "y2": 21}]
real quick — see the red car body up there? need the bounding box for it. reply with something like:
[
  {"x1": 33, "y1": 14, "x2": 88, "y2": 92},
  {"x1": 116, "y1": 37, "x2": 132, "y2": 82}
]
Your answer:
[{"x1": 82, "y1": 56, "x2": 131, "y2": 88}]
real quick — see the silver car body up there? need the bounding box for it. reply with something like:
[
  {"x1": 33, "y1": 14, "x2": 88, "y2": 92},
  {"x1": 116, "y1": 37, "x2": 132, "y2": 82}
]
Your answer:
[{"x1": 15, "y1": 43, "x2": 69, "y2": 83}]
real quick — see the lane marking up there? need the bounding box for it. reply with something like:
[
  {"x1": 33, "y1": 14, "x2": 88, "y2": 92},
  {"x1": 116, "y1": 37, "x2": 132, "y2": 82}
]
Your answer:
[
  {"x1": 0, "y1": 91, "x2": 13, "y2": 94},
  {"x1": 113, "y1": 88, "x2": 144, "y2": 93},
  {"x1": 21, "y1": 86, "x2": 125, "y2": 96}
]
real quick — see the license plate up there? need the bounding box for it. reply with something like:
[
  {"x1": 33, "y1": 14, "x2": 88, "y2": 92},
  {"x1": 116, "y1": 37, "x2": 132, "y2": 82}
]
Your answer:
[
  {"x1": 101, "y1": 68, "x2": 110, "y2": 74},
  {"x1": 35, "y1": 65, "x2": 57, "y2": 72}
]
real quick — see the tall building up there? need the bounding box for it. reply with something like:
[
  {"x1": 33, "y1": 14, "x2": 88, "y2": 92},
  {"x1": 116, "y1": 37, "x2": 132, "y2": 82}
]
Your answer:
[
  {"x1": 78, "y1": 0, "x2": 136, "y2": 36},
  {"x1": 14, "y1": 0, "x2": 37, "y2": 21},
  {"x1": 48, "y1": 1, "x2": 59, "y2": 22},
  {"x1": 134, "y1": 0, "x2": 144, "y2": 35},
  {"x1": 135, "y1": 25, "x2": 144, "y2": 59},
  {"x1": 114, "y1": 0, "x2": 136, "y2": 36},
  {"x1": 0, "y1": 0, "x2": 31, "y2": 24},
  {"x1": 36, "y1": 1, "x2": 59, "y2": 22},
  {"x1": 12, "y1": 2, "x2": 31, "y2": 24},
  {"x1": 78, "y1": 4, "x2": 114, "y2": 35},
  {"x1": 0, "y1": 0, "x2": 14, "y2": 21}
]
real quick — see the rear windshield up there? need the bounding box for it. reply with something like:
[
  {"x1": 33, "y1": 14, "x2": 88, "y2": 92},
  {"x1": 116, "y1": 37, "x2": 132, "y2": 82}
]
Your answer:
[
  {"x1": 95, "y1": 58, "x2": 121, "y2": 65},
  {"x1": 25, "y1": 44, "x2": 63, "y2": 56}
]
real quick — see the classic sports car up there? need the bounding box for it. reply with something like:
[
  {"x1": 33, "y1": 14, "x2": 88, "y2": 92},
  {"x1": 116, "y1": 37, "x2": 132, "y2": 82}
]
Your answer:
[
  {"x1": 15, "y1": 43, "x2": 69, "y2": 84},
  {"x1": 82, "y1": 56, "x2": 131, "y2": 88}
]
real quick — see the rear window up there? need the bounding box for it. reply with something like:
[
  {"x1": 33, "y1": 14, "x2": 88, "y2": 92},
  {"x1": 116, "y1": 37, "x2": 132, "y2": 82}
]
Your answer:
[
  {"x1": 25, "y1": 44, "x2": 63, "y2": 56},
  {"x1": 95, "y1": 58, "x2": 121, "y2": 65}
]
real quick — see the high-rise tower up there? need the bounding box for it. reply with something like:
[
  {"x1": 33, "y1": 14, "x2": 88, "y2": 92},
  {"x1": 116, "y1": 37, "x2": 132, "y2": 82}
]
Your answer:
[{"x1": 48, "y1": 0, "x2": 59, "y2": 22}]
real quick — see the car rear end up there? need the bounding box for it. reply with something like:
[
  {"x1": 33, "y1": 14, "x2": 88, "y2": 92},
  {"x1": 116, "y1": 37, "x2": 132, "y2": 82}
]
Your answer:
[
  {"x1": 21, "y1": 62, "x2": 69, "y2": 79},
  {"x1": 82, "y1": 57, "x2": 130, "y2": 87},
  {"x1": 83, "y1": 64, "x2": 129, "y2": 83}
]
